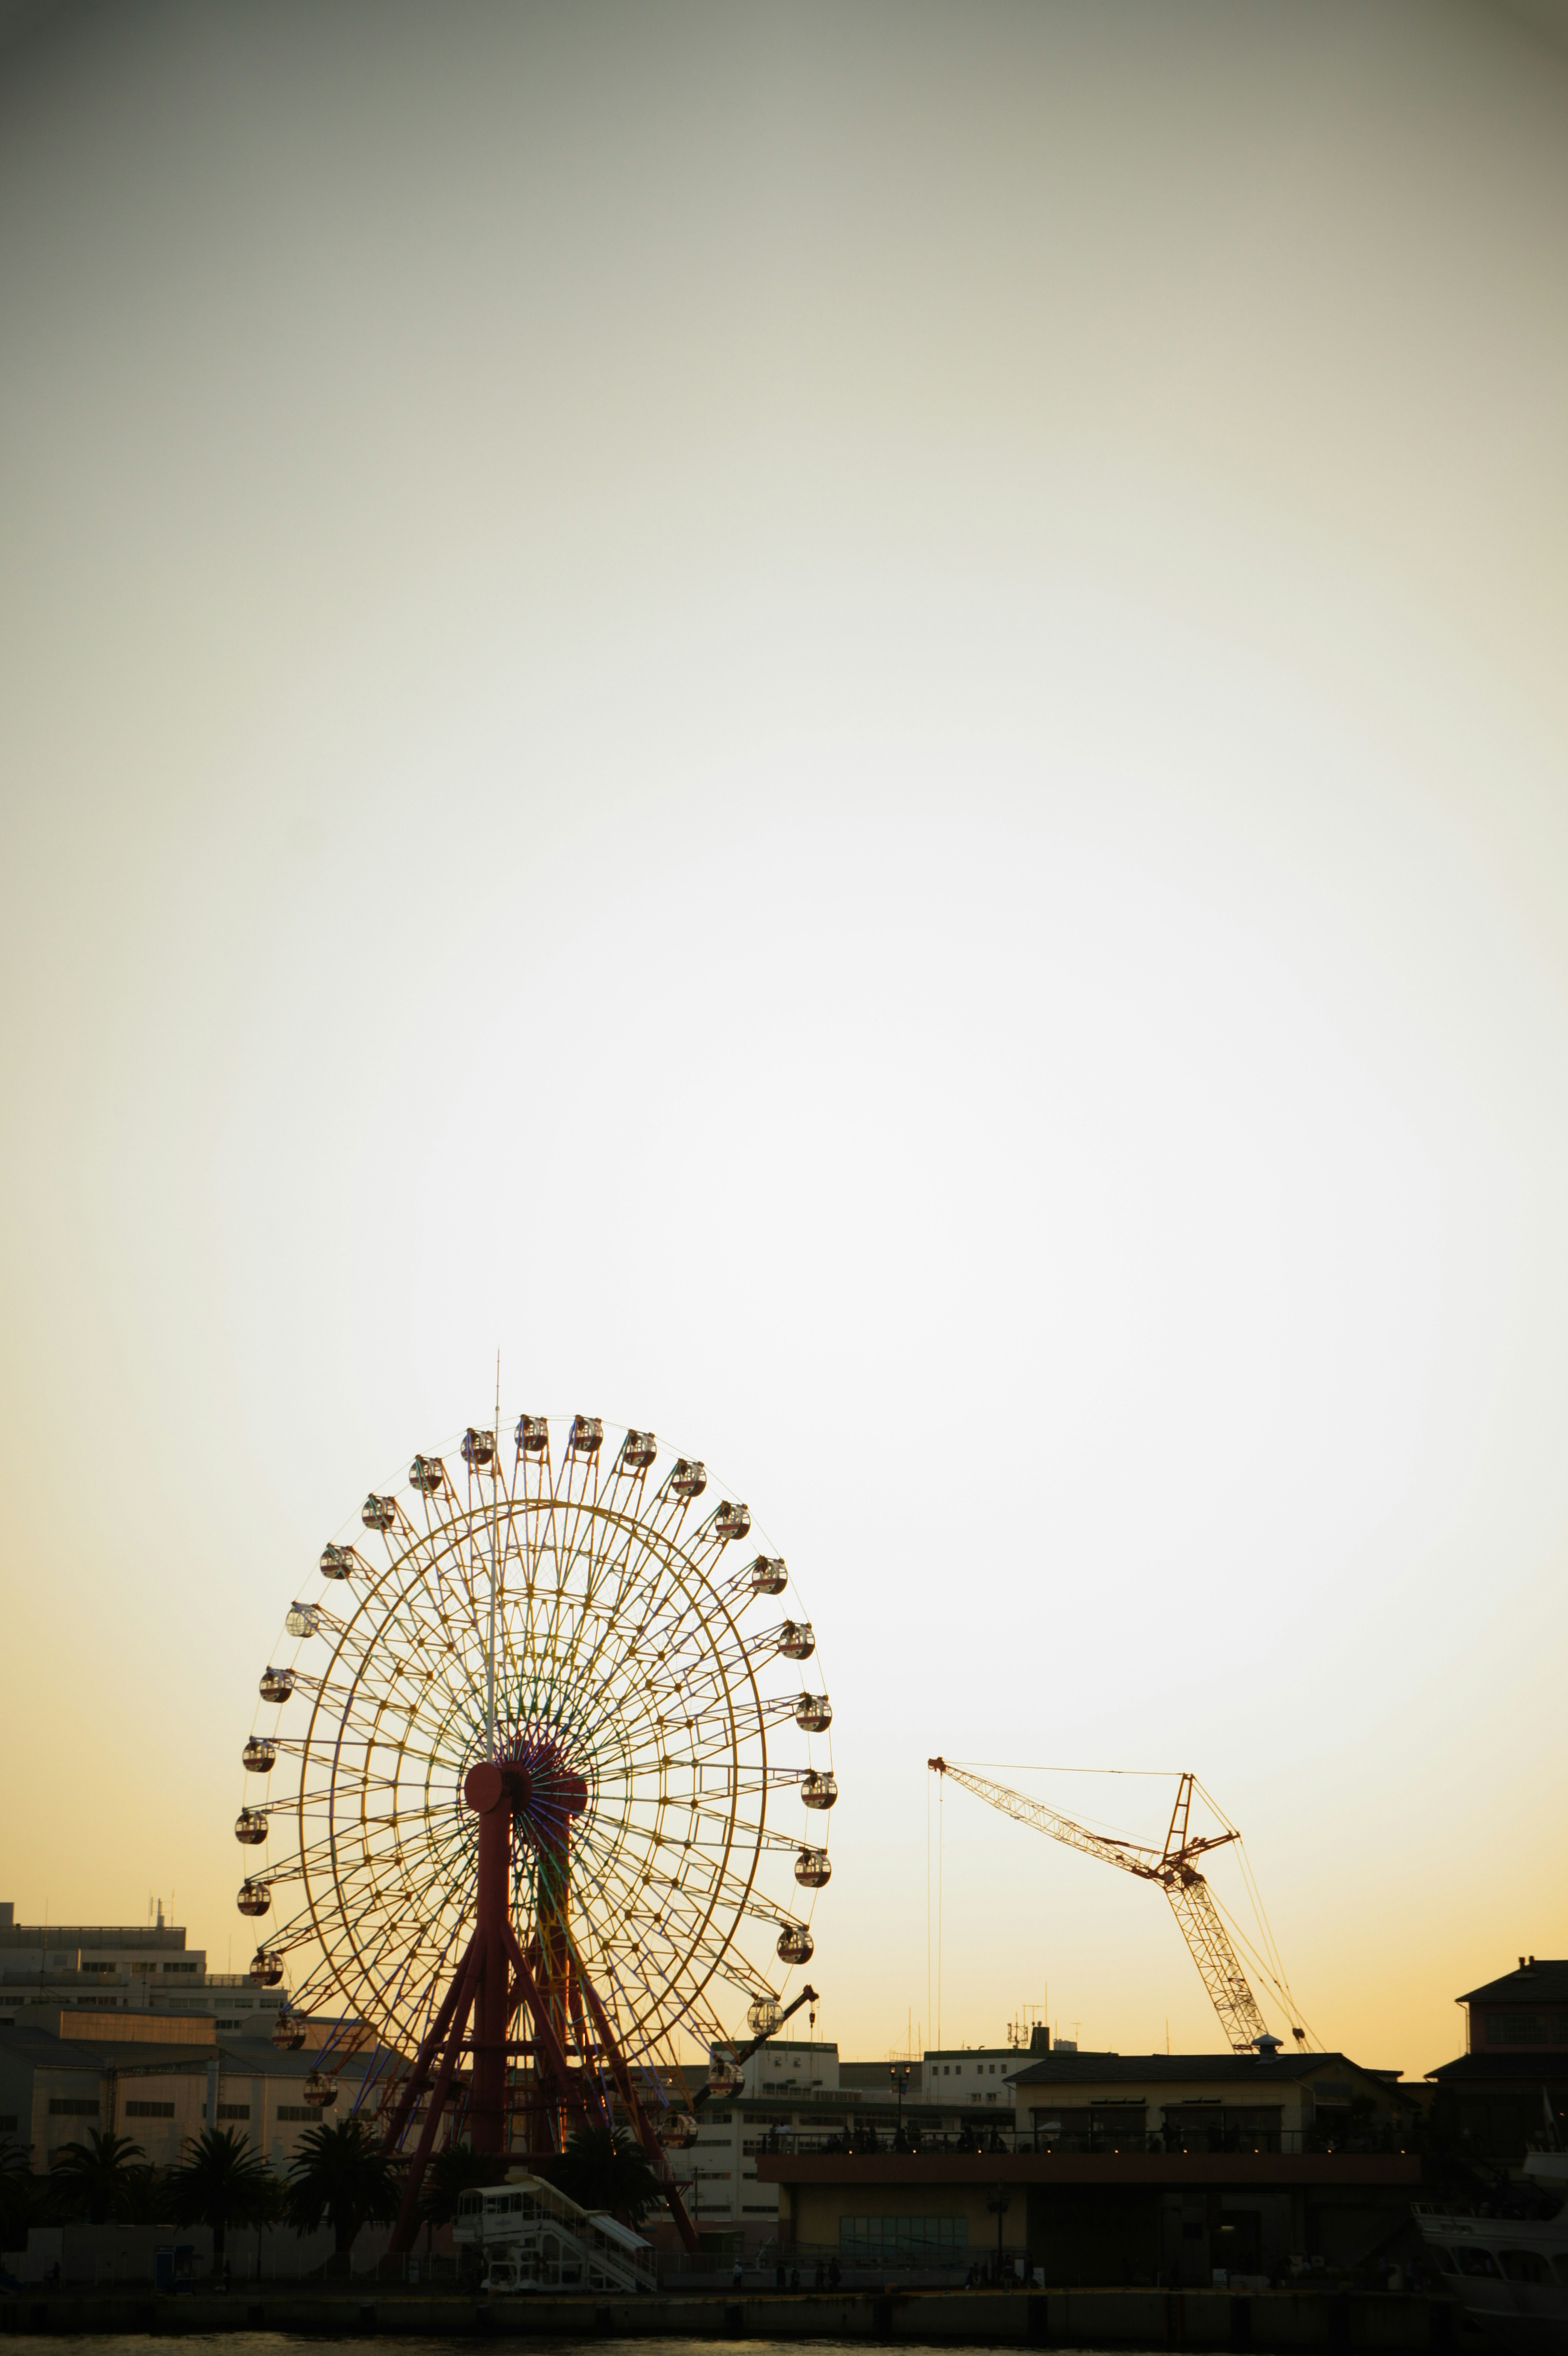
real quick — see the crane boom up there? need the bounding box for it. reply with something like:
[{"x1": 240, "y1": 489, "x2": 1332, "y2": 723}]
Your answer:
[{"x1": 929, "y1": 1757, "x2": 1270, "y2": 2052}]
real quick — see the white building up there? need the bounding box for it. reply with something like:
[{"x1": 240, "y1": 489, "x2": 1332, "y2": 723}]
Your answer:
[
  {"x1": 920, "y1": 2044, "x2": 1022, "y2": 2110},
  {"x1": 0, "y1": 1902, "x2": 289, "y2": 2039},
  {"x1": 668, "y1": 2041, "x2": 842, "y2": 2241}
]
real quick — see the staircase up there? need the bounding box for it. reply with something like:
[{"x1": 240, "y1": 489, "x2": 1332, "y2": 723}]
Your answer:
[{"x1": 452, "y1": 2173, "x2": 656, "y2": 2295}]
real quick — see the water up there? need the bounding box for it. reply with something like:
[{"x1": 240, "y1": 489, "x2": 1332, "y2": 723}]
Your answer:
[{"x1": 1, "y1": 2342, "x2": 1134, "y2": 2356}]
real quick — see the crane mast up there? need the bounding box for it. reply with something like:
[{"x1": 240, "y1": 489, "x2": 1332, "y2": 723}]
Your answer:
[{"x1": 929, "y1": 1758, "x2": 1270, "y2": 2052}]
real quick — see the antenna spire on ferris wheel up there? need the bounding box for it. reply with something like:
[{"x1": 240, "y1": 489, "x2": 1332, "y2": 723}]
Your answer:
[{"x1": 232, "y1": 1402, "x2": 835, "y2": 2249}]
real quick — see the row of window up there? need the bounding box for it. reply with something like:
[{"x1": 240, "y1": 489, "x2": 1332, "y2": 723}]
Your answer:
[
  {"x1": 1481, "y1": 2011, "x2": 1568, "y2": 2047},
  {"x1": 840, "y1": 2218, "x2": 968, "y2": 2261},
  {"x1": 1437, "y1": 2245, "x2": 1568, "y2": 2285},
  {"x1": 42, "y1": 2095, "x2": 328, "y2": 2127}
]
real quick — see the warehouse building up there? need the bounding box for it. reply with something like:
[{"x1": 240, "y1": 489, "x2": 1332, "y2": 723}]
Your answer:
[{"x1": 0, "y1": 2014, "x2": 393, "y2": 2172}]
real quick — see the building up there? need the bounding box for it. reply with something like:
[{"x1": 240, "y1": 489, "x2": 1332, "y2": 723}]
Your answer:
[
  {"x1": 664, "y1": 2033, "x2": 1076, "y2": 2248},
  {"x1": 1008, "y1": 2047, "x2": 1415, "y2": 2154},
  {"x1": 747, "y1": 2042, "x2": 1423, "y2": 2283},
  {"x1": 0, "y1": 2013, "x2": 396, "y2": 2173},
  {"x1": 758, "y1": 2146, "x2": 1424, "y2": 2284},
  {"x1": 1428, "y1": 1955, "x2": 1568, "y2": 2160},
  {"x1": 728, "y1": 2038, "x2": 839, "y2": 2100},
  {"x1": 916, "y1": 2043, "x2": 1034, "y2": 2111},
  {"x1": 0, "y1": 1902, "x2": 289, "y2": 2040}
]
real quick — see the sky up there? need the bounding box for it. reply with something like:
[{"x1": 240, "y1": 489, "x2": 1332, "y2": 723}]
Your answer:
[{"x1": 2, "y1": 0, "x2": 1568, "y2": 2084}]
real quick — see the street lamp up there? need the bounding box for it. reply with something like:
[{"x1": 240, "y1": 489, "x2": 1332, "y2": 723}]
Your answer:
[
  {"x1": 985, "y1": 2182, "x2": 1011, "y2": 2283},
  {"x1": 889, "y1": 2064, "x2": 910, "y2": 2147}
]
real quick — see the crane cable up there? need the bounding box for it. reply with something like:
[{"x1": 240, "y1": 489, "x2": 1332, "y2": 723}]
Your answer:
[
  {"x1": 1192, "y1": 1777, "x2": 1314, "y2": 2040},
  {"x1": 1204, "y1": 1865, "x2": 1323, "y2": 2050}
]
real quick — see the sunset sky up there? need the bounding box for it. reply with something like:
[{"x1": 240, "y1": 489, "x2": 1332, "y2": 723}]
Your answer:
[{"x1": 3, "y1": 0, "x2": 1568, "y2": 2084}]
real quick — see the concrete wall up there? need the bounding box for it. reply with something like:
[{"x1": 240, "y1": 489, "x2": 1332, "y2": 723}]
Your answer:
[{"x1": 13, "y1": 2220, "x2": 392, "y2": 2284}]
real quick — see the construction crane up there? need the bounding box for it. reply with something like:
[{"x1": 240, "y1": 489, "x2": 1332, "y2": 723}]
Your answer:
[{"x1": 929, "y1": 1758, "x2": 1292, "y2": 2053}]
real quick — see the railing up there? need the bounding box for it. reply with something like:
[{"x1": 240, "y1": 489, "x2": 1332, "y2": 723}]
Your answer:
[
  {"x1": 746, "y1": 2124, "x2": 1408, "y2": 2158},
  {"x1": 658, "y1": 2240, "x2": 1032, "y2": 2291}
]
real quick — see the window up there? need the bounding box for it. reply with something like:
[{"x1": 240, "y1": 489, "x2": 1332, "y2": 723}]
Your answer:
[
  {"x1": 81, "y1": 1961, "x2": 117, "y2": 1975},
  {"x1": 1480, "y1": 2011, "x2": 1568, "y2": 2046},
  {"x1": 1500, "y1": 2250, "x2": 1548, "y2": 2284},
  {"x1": 277, "y1": 2105, "x2": 316, "y2": 2122},
  {"x1": 1553, "y1": 2255, "x2": 1568, "y2": 2288},
  {"x1": 217, "y1": 2104, "x2": 250, "y2": 2121},
  {"x1": 841, "y1": 2218, "x2": 967, "y2": 2264},
  {"x1": 125, "y1": 2101, "x2": 175, "y2": 2120},
  {"x1": 163, "y1": 1961, "x2": 199, "y2": 1975},
  {"x1": 1457, "y1": 2248, "x2": 1501, "y2": 2278},
  {"x1": 48, "y1": 2099, "x2": 99, "y2": 2118}
]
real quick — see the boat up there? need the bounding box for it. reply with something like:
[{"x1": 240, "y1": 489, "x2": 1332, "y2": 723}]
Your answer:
[{"x1": 1414, "y1": 2151, "x2": 1568, "y2": 2347}]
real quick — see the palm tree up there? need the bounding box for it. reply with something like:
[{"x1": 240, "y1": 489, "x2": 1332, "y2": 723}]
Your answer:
[
  {"x1": 47, "y1": 2129, "x2": 147, "y2": 2225},
  {"x1": 117, "y1": 2163, "x2": 168, "y2": 2227},
  {"x1": 166, "y1": 2128, "x2": 278, "y2": 2263},
  {"x1": 0, "y1": 2138, "x2": 36, "y2": 2253},
  {"x1": 546, "y1": 2127, "x2": 663, "y2": 2224},
  {"x1": 417, "y1": 2142, "x2": 509, "y2": 2229},
  {"x1": 286, "y1": 2116, "x2": 401, "y2": 2267}
]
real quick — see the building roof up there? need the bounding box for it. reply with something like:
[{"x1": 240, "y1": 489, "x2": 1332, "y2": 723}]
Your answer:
[
  {"x1": 1459, "y1": 1962, "x2": 1568, "y2": 2006},
  {"x1": 1009, "y1": 2051, "x2": 1409, "y2": 2098},
  {"x1": 0, "y1": 1923, "x2": 188, "y2": 1953},
  {"x1": 214, "y1": 2033, "x2": 398, "y2": 2082},
  {"x1": 924, "y1": 2046, "x2": 1040, "y2": 2060},
  {"x1": 755, "y1": 2151, "x2": 1422, "y2": 2189},
  {"x1": 1429, "y1": 2050, "x2": 1568, "y2": 2084},
  {"x1": 0, "y1": 2023, "x2": 212, "y2": 2074}
]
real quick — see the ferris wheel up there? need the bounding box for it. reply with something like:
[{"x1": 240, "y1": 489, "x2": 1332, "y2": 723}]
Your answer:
[{"x1": 233, "y1": 1412, "x2": 833, "y2": 2238}]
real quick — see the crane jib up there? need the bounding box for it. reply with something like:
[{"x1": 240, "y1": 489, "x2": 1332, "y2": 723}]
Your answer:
[{"x1": 927, "y1": 1756, "x2": 1271, "y2": 2052}]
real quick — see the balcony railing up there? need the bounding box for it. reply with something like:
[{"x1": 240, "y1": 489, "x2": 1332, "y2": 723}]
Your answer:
[{"x1": 748, "y1": 2123, "x2": 1412, "y2": 2159}]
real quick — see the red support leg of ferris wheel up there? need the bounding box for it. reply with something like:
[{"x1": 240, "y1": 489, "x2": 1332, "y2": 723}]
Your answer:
[{"x1": 388, "y1": 1753, "x2": 700, "y2": 2256}]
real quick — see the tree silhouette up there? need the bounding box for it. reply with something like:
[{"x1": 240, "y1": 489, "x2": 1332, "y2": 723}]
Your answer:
[
  {"x1": 546, "y1": 2128, "x2": 662, "y2": 2224},
  {"x1": 0, "y1": 2139, "x2": 36, "y2": 2252},
  {"x1": 286, "y1": 2116, "x2": 401, "y2": 2264},
  {"x1": 166, "y1": 2128, "x2": 278, "y2": 2262},
  {"x1": 47, "y1": 2130, "x2": 147, "y2": 2225},
  {"x1": 117, "y1": 2164, "x2": 168, "y2": 2227}
]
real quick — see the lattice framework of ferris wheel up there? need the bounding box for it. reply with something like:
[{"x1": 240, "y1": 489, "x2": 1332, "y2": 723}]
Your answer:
[{"x1": 232, "y1": 1411, "x2": 833, "y2": 2245}]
